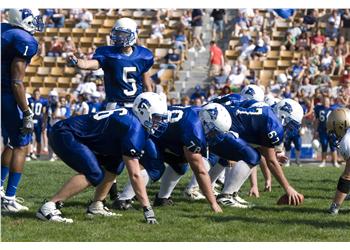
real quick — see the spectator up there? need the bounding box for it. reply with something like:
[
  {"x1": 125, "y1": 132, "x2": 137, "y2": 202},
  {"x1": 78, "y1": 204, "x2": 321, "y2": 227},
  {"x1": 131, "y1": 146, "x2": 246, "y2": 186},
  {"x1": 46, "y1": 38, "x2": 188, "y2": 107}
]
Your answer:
[
  {"x1": 311, "y1": 29, "x2": 326, "y2": 53},
  {"x1": 291, "y1": 59, "x2": 306, "y2": 80},
  {"x1": 298, "y1": 76, "x2": 316, "y2": 97},
  {"x1": 180, "y1": 10, "x2": 192, "y2": 28},
  {"x1": 38, "y1": 38, "x2": 46, "y2": 57},
  {"x1": 341, "y1": 9, "x2": 350, "y2": 41},
  {"x1": 75, "y1": 9, "x2": 93, "y2": 29},
  {"x1": 282, "y1": 31, "x2": 297, "y2": 51},
  {"x1": 235, "y1": 29, "x2": 251, "y2": 51},
  {"x1": 1, "y1": 9, "x2": 9, "y2": 23},
  {"x1": 173, "y1": 26, "x2": 187, "y2": 52},
  {"x1": 47, "y1": 36, "x2": 63, "y2": 57},
  {"x1": 211, "y1": 9, "x2": 226, "y2": 41},
  {"x1": 320, "y1": 51, "x2": 333, "y2": 71},
  {"x1": 252, "y1": 39, "x2": 269, "y2": 59},
  {"x1": 54, "y1": 96, "x2": 71, "y2": 122},
  {"x1": 74, "y1": 74, "x2": 97, "y2": 97},
  {"x1": 296, "y1": 31, "x2": 310, "y2": 51},
  {"x1": 61, "y1": 36, "x2": 76, "y2": 58},
  {"x1": 331, "y1": 48, "x2": 345, "y2": 76},
  {"x1": 325, "y1": 15, "x2": 340, "y2": 40},
  {"x1": 335, "y1": 35, "x2": 349, "y2": 57},
  {"x1": 43, "y1": 9, "x2": 55, "y2": 27},
  {"x1": 73, "y1": 93, "x2": 89, "y2": 116},
  {"x1": 273, "y1": 9, "x2": 295, "y2": 21},
  {"x1": 228, "y1": 66, "x2": 245, "y2": 88},
  {"x1": 192, "y1": 96, "x2": 203, "y2": 107},
  {"x1": 181, "y1": 96, "x2": 190, "y2": 106},
  {"x1": 208, "y1": 41, "x2": 224, "y2": 77},
  {"x1": 206, "y1": 86, "x2": 218, "y2": 102},
  {"x1": 190, "y1": 84, "x2": 206, "y2": 101},
  {"x1": 189, "y1": 9, "x2": 205, "y2": 53},
  {"x1": 250, "y1": 9, "x2": 264, "y2": 31},
  {"x1": 320, "y1": 40, "x2": 334, "y2": 57},
  {"x1": 169, "y1": 98, "x2": 179, "y2": 106},
  {"x1": 162, "y1": 48, "x2": 182, "y2": 70},
  {"x1": 70, "y1": 9, "x2": 83, "y2": 22},
  {"x1": 233, "y1": 11, "x2": 249, "y2": 37},
  {"x1": 151, "y1": 16, "x2": 165, "y2": 41},
  {"x1": 314, "y1": 65, "x2": 332, "y2": 85},
  {"x1": 51, "y1": 9, "x2": 65, "y2": 28},
  {"x1": 212, "y1": 68, "x2": 229, "y2": 89},
  {"x1": 303, "y1": 9, "x2": 318, "y2": 30},
  {"x1": 238, "y1": 39, "x2": 255, "y2": 60},
  {"x1": 220, "y1": 85, "x2": 232, "y2": 95}
]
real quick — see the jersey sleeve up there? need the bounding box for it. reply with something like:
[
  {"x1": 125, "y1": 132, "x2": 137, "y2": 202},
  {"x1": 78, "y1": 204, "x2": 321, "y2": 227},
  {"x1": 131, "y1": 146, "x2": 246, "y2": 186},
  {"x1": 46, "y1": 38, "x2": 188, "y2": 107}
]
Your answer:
[
  {"x1": 13, "y1": 37, "x2": 38, "y2": 63},
  {"x1": 92, "y1": 47, "x2": 106, "y2": 68},
  {"x1": 264, "y1": 110, "x2": 284, "y2": 147},
  {"x1": 182, "y1": 116, "x2": 207, "y2": 155},
  {"x1": 139, "y1": 47, "x2": 154, "y2": 73},
  {"x1": 121, "y1": 117, "x2": 147, "y2": 159}
]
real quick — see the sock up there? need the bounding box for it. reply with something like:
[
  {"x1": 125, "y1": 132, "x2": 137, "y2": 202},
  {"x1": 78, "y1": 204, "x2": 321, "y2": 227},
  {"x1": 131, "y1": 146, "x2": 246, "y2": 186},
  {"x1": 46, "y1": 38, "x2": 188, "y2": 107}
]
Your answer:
[
  {"x1": 158, "y1": 166, "x2": 182, "y2": 199},
  {"x1": 1, "y1": 165, "x2": 10, "y2": 187},
  {"x1": 222, "y1": 161, "x2": 252, "y2": 194},
  {"x1": 186, "y1": 157, "x2": 211, "y2": 189},
  {"x1": 119, "y1": 169, "x2": 150, "y2": 200},
  {"x1": 5, "y1": 172, "x2": 22, "y2": 197},
  {"x1": 218, "y1": 170, "x2": 225, "y2": 183},
  {"x1": 208, "y1": 163, "x2": 225, "y2": 185}
]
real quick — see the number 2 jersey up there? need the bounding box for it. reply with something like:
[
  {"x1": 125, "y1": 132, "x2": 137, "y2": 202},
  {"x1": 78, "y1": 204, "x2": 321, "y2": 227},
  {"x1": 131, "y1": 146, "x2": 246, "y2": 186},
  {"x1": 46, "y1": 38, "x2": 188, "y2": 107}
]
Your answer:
[
  {"x1": 92, "y1": 45, "x2": 154, "y2": 103},
  {"x1": 51, "y1": 109, "x2": 148, "y2": 158},
  {"x1": 225, "y1": 104, "x2": 284, "y2": 148},
  {"x1": 1, "y1": 23, "x2": 38, "y2": 94}
]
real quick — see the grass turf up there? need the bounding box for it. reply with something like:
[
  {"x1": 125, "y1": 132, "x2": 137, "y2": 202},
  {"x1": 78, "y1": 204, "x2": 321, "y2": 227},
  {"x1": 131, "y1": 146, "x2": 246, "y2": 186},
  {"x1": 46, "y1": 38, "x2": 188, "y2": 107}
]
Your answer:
[{"x1": 1, "y1": 161, "x2": 350, "y2": 242}]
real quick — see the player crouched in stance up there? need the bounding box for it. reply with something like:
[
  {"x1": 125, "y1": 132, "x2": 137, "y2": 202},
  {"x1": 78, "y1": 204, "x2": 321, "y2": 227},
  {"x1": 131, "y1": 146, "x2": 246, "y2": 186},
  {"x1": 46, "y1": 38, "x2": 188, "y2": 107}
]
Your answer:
[
  {"x1": 1, "y1": 9, "x2": 44, "y2": 212},
  {"x1": 326, "y1": 108, "x2": 350, "y2": 215},
  {"x1": 36, "y1": 93, "x2": 168, "y2": 224}
]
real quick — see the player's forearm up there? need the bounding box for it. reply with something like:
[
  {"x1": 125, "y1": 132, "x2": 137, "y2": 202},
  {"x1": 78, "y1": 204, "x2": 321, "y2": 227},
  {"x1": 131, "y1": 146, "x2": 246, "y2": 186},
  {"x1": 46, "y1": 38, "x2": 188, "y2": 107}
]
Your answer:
[
  {"x1": 11, "y1": 58, "x2": 29, "y2": 112},
  {"x1": 266, "y1": 158, "x2": 290, "y2": 191},
  {"x1": 76, "y1": 58, "x2": 100, "y2": 70},
  {"x1": 249, "y1": 167, "x2": 258, "y2": 188},
  {"x1": 124, "y1": 156, "x2": 150, "y2": 207},
  {"x1": 142, "y1": 71, "x2": 154, "y2": 92}
]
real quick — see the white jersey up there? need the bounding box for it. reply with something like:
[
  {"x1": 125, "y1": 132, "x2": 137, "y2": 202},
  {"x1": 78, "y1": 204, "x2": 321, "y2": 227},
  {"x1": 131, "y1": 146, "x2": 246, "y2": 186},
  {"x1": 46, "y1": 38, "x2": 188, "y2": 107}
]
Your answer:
[{"x1": 339, "y1": 128, "x2": 350, "y2": 160}]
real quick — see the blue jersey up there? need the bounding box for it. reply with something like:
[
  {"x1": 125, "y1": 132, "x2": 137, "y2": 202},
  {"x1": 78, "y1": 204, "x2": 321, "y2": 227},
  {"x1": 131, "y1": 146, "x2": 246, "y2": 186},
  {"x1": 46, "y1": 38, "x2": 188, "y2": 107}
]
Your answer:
[
  {"x1": 55, "y1": 108, "x2": 147, "y2": 158},
  {"x1": 314, "y1": 104, "x2": 341, "y2": 133},
  {"x1": 1, "y1": 23, "x2": 38, "y2": 94},
  {"x1": 92, "y1": 45, "x2": 154, "y2": 103},
  {"x1": 211, "y1": 93, "x2": 259, "y2": 109},
  {"x1": 29, "y1": 97, "x2": 48, "y2": 121},
  {"x1": 226, "y1": 105, "x2": 284, "y2": 147},
  {"x1": 88, "y1": 102, "x2": 103, "y2": 114},
  {"x1": 152, "y1": 106, "x2": 207, "y2": 160}
]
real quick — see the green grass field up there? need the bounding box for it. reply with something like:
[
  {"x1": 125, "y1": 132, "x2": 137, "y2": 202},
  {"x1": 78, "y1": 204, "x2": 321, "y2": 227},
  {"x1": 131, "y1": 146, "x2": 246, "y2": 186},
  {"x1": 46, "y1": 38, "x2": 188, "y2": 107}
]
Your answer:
[{"x1": 1, "y1": 161, "x2": 350, "y2": 242}]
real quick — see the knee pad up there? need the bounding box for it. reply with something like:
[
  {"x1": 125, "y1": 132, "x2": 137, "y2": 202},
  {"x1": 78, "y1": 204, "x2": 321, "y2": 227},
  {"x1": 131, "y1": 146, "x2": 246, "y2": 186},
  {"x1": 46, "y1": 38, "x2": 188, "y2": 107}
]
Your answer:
[
  {"x1": 337, "y1": 177, "x2": 350, "y2": 194},
  {"x1": 171, "y1": 163, "x2": 189, "y2": 176}
]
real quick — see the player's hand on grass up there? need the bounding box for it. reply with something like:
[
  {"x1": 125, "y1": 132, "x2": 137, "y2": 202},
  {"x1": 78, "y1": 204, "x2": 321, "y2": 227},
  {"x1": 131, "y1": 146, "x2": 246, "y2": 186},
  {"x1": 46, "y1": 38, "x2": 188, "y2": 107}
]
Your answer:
[
  {"x1": 21, "y1": 108, "x2": 34, "y2": 135},
  {"x1": 264, "y1": 181, "x2": 272, "y2": 192},
  {"x1": 249, "y1": 186, "x2": 260, "y2": 198},
  {"x1": 211, "y1": 202, "x2": 223, "y2": 213},
  {"x1": 143, "y1": 206, "x2": 158, "y2": 224},
  {"x1": 276, "y1": 152, "x2": 288, "y2": 165}
]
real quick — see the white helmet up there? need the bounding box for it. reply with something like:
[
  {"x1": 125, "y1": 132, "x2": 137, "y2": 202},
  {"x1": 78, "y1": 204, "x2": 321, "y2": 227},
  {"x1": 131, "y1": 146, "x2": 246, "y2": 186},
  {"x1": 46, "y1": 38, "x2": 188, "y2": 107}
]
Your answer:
[
  {"x1": 312, "y1": 139, "x2": 320, "y2": 151},
  {"x1": 8, "y1": 9, "x2": 44, "y2": 34},
  {"x1": 264, "y1": 94, "x2": 281, "y2": 106},
  {"x1": 110, "y1": 17, "x2": 138, "y2": 47},
  {"x1": 273, "y1": 99, "x2": 304, "y2": 134},
  {"x1": 277, "y1": 73, "x2": 287, "y2": 84},
  {"x1": 49, "y1": 90, "x2": 58, "y2": 97},
  {"x1": 92, "y1": 91, "x2": 101, "y2": 98},
  {"x1": 199, "y1": 103, "x2": 232, "y2": 145},
  {"x1": 133, "y1": 92, "x2": 169, "y2": 138},
  {"x1": 241, "y1": 85, "x2": 264, "y2": 102}
]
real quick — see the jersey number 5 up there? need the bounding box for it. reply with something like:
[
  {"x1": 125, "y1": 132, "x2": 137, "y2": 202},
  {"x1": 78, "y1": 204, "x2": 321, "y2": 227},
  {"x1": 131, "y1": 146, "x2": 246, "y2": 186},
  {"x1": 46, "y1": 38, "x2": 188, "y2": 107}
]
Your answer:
[{"x1": 123, "y1": 67, "x2": 137, "y2": 96}]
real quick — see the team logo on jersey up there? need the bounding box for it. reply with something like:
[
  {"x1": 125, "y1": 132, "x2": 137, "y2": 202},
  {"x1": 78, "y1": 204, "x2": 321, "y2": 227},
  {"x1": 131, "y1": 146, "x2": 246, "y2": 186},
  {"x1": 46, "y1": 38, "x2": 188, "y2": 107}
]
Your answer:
[
  {"x1": 137, "y1": 98, "x2": 151, "y2": 115},
  {"x1": 245, "y1": 87, "x2": 255, "y2": 96},
  {"x1": 280, "y1": 102, "x2": 293, "y2": 114},
  {"x1": 206, "y1": 107, "x2": 218, "y2": 120}
]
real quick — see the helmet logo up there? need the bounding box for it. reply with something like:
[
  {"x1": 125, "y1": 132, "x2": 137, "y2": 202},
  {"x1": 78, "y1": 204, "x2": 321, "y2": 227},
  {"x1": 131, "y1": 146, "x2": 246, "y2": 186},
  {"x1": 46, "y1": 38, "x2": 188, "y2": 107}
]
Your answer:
[
  {"x1": 206, "y1": 107, "x2": 218, "y2": 120},
  {"x1": 20, "y1": 9, "x2": 33, "y2": 20},
  {"x1": 137, "y1": 98, "x2": 151, "y2": 115},
  {"x1": 245, "y1": 87, "x2": 255, "y2": 96},
  {"x1": 280, "y1": 102, "x2": 293, "y2": 114}
]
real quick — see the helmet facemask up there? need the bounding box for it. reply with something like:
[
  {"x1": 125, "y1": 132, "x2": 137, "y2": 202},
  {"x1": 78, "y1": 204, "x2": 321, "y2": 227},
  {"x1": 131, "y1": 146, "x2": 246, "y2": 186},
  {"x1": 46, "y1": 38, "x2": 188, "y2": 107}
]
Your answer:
[
  {"x1": 202, "y1": 120, "x2": 226, "y2": 146},
  {"x1": 144, "y1": 113, "x2": 169, "y2": 138},
  {"x1": 110, "y1": 27, "x2": 136, "y2": 47}
]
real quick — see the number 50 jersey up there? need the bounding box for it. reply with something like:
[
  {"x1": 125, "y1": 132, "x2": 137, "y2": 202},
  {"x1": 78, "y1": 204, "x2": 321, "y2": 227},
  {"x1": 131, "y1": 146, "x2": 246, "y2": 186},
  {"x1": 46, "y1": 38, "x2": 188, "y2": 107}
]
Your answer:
[
  {"x1": 225, "y1": 105, "x2": 284, "y2": 148},
  {"x1": 92, "y1": 45, "x2": 154, "y2": 103}
]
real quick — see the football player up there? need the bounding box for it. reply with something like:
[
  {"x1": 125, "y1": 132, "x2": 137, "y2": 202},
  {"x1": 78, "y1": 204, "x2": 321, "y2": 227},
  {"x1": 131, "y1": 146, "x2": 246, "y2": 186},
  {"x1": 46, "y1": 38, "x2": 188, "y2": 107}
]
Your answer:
[
  {"x1": 314, "y1": 96, "x2": 341, "y2": 167},
  {"x1": 211, "y1": 99, "x2": 305, "y2": 207},
  {"x1": 28, "y1": 88, "x2": 48, "y2": 160},
  {"x1": 1, "y1": 9, "x2": 44, "y2": 212},
  {"x1": 67, "y1": 17, "x2": 154, "y2": 110},
  {"x1": 327, "y1": 108, "x2": 350, "y2": 215},
  {"x1": 36, "y1": 93, "x2": 168, "y2": 224},
  {"x1": 114, "y1": 103, "x2": 232, "y2": 213}
]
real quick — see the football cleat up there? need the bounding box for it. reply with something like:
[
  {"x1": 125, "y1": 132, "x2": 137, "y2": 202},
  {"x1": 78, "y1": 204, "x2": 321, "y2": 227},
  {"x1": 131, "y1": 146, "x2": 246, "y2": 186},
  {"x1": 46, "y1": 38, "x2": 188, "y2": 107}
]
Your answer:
[
  {"x1": 296, "y1": 160, "x2": 302, "y2": 167},
  {"x1": 36, "y1": 201, "x2": 73, "y2": 223},
  {"x1": 0, "y1": 187, "x2": 5, "y2": 198},
  {"x1": 183, "y1": 187, "x2": 205, "y2": 201},
  {"x1": 109, "y1": 182, "x2": 119, "y2": 201},
  {"x1": 333, "y1": 162, "x2": 340, "y2": 168},
  {"x1": 217, "y1": 193, "x2": 249, "y2": 208},
  {"x1": 153, "y1": 193, "x2": 174, "y2": 207},
  {"x1": 319, "y1": 161, "x2": 326, "y2": 168},
  {"x1": 284, "y1": 160, "x2": 290, "y2": 167},
  {"x1": 30, "y1": 153, "x2": 37, "y2": 160},
  {"x1": 232, "y1": 192, "x2": 251, "y2": 206},
  {"x1": 112, "y1": 198, "x2": 134, "y2": 210},
  {"x1": 328, "y1": 202, "x2": 340, "y2": 215},
  {"x1": 1, "y1": 196, "x2": 29, "y2": 213},
  {"x1": 345, "y1": 194, "x2": 350, "y2": 200},
  {"x1": 86, "y1": 200, "x2": 119, "y2": 217}
]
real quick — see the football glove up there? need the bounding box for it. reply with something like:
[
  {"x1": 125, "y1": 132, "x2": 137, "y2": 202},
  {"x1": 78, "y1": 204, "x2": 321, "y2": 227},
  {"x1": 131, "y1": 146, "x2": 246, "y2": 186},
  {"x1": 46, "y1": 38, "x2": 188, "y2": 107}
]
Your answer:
[
  {"x1": 143, "y1": 206, "x2": 158, "y2": 224},
  {"x1": 20, "y1": 108, "x2": 34, "y2": 134}
]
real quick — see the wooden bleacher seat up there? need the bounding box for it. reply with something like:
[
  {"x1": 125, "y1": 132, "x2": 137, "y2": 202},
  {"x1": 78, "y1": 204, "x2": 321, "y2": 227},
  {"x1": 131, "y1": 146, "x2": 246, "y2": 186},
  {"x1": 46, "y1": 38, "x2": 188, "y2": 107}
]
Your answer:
[
  {"x1": 64, "y1": 66, "x2": 76, "y2": 77},
  {"x1": 56, "y1": 57, "x2": 66, "y2": 67},
  {"x1": 37, "y1": 67, "x2": 50, "y2": 76},
  {"x1": 277, "y1": 60, "x2": 292, "y2": 70},
  {"x1": 225, "y1": 50, "x2": 239, "y2": 60},
  {"x1": 57, "y1": 77, "x2": 71, "y2": 88},
  {"x1": 79, "y1": 37, "x2": 93, "y2": 47},
  {"x1": 280, "y1": 50, "x2": 294, "y2": 60},
  {"x1": 263, "y1": 60, "x2": 278, "y2": 69},
  {"x1": 51, "y1": 67, "x2": 64, "y2": 77},
  {"x1": 249, "y1": 60, "x2": 263, "y2": 70},
  {"x1": 25, "y1": 66, "x2": 38, "y2": 77},
  {"x1": 91, "y1": 19, "x2": 103, "y2": 28},
  {"x1": 45, "y1": 28, "x2": 58, "y2": 37},
  {"x1": 97, "y1": 28, "x2": 110, "y2": 37},
  {"x1": 146, "y1": 38, "x2": 160, "y2": 49},
  {"x1": 58, "y1": 27, "x2": 72, "y2": 37},
  {"x1": 85, "y1": 28, "x2": 98, "y2": 37},
  {"x1": 93, "y1": 37, "x2": 106, "y2": 46},
  {"x1": 71, "y1": 28, "x2": 84, "y2": 37},
  {"x1": 270, "y1": 40, "x2": 282, "y2": 51},
  {"x1": 155, "y1": 48, "x2": 169, "y2": 60},
  {"x1": 259, "y1": 70, "x2": 274, "y2": 86},
  {"x1": 30, "y1": 76, "x2": 44, "y2": 88},
  {"x1": 43, "y1": 56, "x2": 56, "y2": 67},
  {"x1": 267, "y1": 50, "x2": 280, "y2": 60},
  {"x1": 103, "y1": 19, "x2": 115, "y2": 28},
  {"x1": 44, "y1": 76, "x2": 58, "y2": 88}
]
